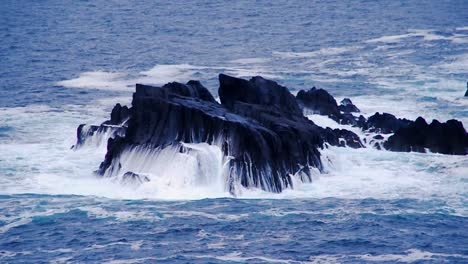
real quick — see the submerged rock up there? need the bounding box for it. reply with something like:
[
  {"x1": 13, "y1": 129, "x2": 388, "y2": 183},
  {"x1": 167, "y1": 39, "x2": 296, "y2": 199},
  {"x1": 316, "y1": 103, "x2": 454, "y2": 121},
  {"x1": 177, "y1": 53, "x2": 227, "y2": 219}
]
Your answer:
[{"x1": 384, "y1": 117, "x2": 468, "y2": 155}]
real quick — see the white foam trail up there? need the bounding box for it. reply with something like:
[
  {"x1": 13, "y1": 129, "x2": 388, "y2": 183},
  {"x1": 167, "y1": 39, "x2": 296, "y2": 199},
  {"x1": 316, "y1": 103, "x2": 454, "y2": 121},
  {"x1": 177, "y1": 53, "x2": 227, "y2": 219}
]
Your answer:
[
  {"x1": 229, "y1": 58, "x2": 270, "y2": 64},
  {"x1": 56, "y1": 71, "x2": 132, "y2": 91},
  {"x1": 137, "y1": 64, "x2": 206, "y2": 85},
  {"x1": 56, "y1": 64, "x2": 207, "y2": 91},
  {"x1": 273, "y1": 46, "x2": 358, "y2": 58},
  {"x1": 365, "y1": 29, "x2": 450, "y2": 43},
  {"x1": 307, "y1": 249, "x2": 468, "y2": 263}
]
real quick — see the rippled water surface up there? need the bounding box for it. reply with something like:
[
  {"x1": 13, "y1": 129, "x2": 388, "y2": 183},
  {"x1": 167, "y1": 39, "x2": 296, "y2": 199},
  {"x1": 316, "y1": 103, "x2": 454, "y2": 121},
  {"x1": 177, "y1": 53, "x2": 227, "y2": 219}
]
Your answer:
[{"x1": 1, "y1": 0, "x2": 467, "y2": 263}]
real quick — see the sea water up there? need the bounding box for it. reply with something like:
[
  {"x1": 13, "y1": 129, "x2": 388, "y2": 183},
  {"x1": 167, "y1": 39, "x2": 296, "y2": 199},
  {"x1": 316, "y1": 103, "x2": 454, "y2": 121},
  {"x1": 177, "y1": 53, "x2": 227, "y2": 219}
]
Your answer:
[{"x1": 1, "y1": 0, "x2": 467, "y2": 263}]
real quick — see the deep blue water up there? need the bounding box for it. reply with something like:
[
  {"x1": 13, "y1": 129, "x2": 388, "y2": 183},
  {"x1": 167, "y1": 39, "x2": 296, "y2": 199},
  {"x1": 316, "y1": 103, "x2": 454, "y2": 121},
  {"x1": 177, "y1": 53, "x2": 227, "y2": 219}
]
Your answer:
[
  {"x1": 1, "y1": 195, "x2": 468, "y2": 263},
  {"x1": 1, "y1": 0, "x2": 468, "y2": 263}
]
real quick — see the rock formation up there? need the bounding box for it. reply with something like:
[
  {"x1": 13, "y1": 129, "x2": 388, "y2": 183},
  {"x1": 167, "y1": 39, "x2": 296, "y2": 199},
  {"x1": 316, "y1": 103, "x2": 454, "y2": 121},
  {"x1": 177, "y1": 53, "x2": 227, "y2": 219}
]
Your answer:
[
  {"x1": 78, "y1": 75, "x2": 366, "y2": 193},
  {"x1": 384, "y1": 117, "x2": 467, "y2": 155},
  {"x1": 74, "y1": 74, "x2": 467, "y2": 194}
]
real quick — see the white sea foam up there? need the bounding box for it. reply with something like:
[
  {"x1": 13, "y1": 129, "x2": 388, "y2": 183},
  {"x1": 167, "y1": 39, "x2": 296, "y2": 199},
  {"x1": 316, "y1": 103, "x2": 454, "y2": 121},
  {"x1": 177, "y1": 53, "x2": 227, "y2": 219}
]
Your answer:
[
  {"x1": 56, "y1": 71, "x2": 132, "y2": 91},
  {"x1": 56, "y1": 64, "x2": 207, "y2": 91},
  {"x1": 137, "y1": 64, "x2": 206, "y2": 85},
  {"x1": 455, "y1": 26, "x2": 468, "y2": 31},
  {"x1": 229, "y1": 58, "x2": 270, "y2": 64},
  {"x1": 273, "y1": 46, "x2": 358, "y2": 58},
  {"x1": 101, "y1": 142, "x2": 232, "y2": 199},
  {"x1": 307, "y1": 249, "x2": 468, "y2": 263},
  {"x1": 0, "y1": 97, "x2": 466, "y2": 213},
  {"x1": 187, "y1": 252, "x2": 293, "y2": 263},
  {"x1": 366, "y1": 29, "x2": 448, "y2": 43}
]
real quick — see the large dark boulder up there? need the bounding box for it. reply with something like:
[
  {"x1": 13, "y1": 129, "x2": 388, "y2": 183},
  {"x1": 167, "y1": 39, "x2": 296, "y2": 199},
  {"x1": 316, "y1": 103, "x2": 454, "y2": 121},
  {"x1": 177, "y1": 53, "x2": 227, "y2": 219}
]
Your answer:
[
  {"x1": 362, "y1": 112, "x2": 412, "y2": 134},
  {"x1": 384, "y1": 117, "x2": 468, "y2": 155},
  {"x1": 93, "y1": 75, "x2": 363, "y2": 194}
]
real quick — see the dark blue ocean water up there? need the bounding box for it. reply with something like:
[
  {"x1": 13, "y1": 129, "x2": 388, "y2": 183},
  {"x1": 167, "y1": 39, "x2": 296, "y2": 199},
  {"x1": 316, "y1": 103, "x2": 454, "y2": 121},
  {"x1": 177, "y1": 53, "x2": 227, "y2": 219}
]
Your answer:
[{"x1": 1, "y1": 0, "x2": 468, "y2": 263}]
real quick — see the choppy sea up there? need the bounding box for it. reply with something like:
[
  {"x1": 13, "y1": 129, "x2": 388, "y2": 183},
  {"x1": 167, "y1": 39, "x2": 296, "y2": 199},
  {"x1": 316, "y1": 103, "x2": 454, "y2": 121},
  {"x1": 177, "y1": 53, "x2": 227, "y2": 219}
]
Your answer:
[{"x1": 1, "y1": 0, "x2": 467, "y2": 263}]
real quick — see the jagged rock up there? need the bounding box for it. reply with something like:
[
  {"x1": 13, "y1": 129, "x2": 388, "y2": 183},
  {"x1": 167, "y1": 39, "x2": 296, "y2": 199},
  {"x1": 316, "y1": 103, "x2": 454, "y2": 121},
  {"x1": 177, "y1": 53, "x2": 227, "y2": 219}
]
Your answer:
[
  {"x1": 296, "y1": 87, "x2": 341, "y2": 120},
  {"x1": 296, "y1": 88, "x2": 360, "y2": 125},
  {"x1": 321, "y1": 128, "x2": 364, "y2": 148},
  {"x1": 362, "y1": 112, "x2": 412, "y2": 134},
  {"x1": 339, "y1": 98, "x2": 360, "y2": 113},
  {"x1": 94, "y1": 75, "x2": 363, "y2": 194},
  {"x1": 74, "y1": 73, "x2": 468, "y2": 195},
  {"x1": 103, "y1": 103, "x2": 131, "y2": 126},
  {"x1": 296, "y1": 87, "x2": 359, "y2": 125},
  {"x1": 219, "y1": 74, "x2": 302, "y2": 115},
  {"x1": 384, "y1": 117, "x2": 468, "y2": 155}
]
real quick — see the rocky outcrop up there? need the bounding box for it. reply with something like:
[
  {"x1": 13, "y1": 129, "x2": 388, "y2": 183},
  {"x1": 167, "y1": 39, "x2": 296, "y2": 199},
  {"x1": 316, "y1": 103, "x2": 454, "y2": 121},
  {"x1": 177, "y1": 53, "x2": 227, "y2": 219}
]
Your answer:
[
  {"x1": 296, "y1": 87, "x2": 341, "y2": 119},
  {"x1": 103, "y1": 103, "x2": 131, "y2": 126},
  {"x1": 361, "y1": 112, "x2": 412, "y2": 134},
  {"x1": 339, "y1": 98, "x2": 360, "y2": 113},
  {"x1": 296, "y1": 87, "x2": 358, "y2": 125},
  {"x1": 384, "y1": 117, "x2": 468, "y2": 155},
  {"x1": 87, "y1": 75, "x2": 364, "y2": 194},
  {"x1": 74, "y1": 74, "x2": 467, "y2": 194},
  {"x1": 219, "y1": 74, "x2": 302, "y2": 115}
]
